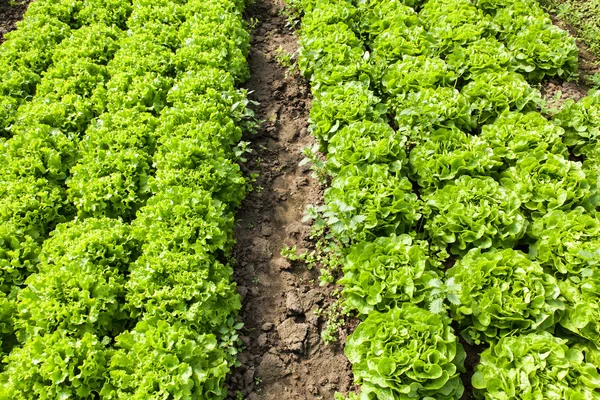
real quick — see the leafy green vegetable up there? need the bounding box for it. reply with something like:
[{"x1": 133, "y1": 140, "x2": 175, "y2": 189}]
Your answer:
[
  {"x1": 409, "y1": 127, "x2": 500, "y2": 191},
  {"x1": 528, "y1": 208, "x2": 600, "y2": 275},
  {"x1": 554, "y1": 90, "x2": 600, "y2": 156},
  {"x1": 472, "y1": 332, "x2": 600, "y2": 399},
  {"x1": 389, "y1": 87, "x2": 474, "y2": 141},
  {"x1": 309, "y1": 81, "x2": 386, "y2": 145},
  {"x1": 479, "y1": 111, "x2": 568, "y2": 162},
  {"x1": 447, "y1": 248, "x2": 563, "y2": 345},
  {"x1": 558, "y1": 268, "x2": 600, "y2": 347},
  {"x1": 462, "y1": 71, "x2": 542, "y2": 125},
  {"x1": 104, "y1": 317, "x2": 231, "y2": 400},
  {"x1": 0, "y1": 330, "x2": 110, "y2": 399},
  {"x1": 327, "y1": 121, "x2": 407, "y2": 173},
  {"x1": 346, "y1": 304, "x2": 465, "y2": 400},
  {"x1": 382, "y1": 55, "x2": 456, "y2": 96},
  {"x1": 15, "y1": 218, "x2": 138, "y2": 340},
  {"x1": 322, "y1": 163, "x2": 421, "y2": 243},
  {"x1": 339, "y1": 235, "x2": 441, "y2": 316},
  {"x1": 126, "y1": 249, "x2": 240, "y2": 335},
  {"x1": 424, "y1": 176, "x2": 526, "y2": 254},
  {"x1": 500, "y1": 153, "x2": 600, "y2": 218},
  {"x1": 446, "y1": 38, "x2": 511, "y2": 79},
  {"x1": 506, "y1": 21, "x2": 578, "y2": 81}
]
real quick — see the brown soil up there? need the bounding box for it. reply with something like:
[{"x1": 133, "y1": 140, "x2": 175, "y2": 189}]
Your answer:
[
  {"x1": 0, "y1": 0, "x2": 30, "y2": 43},
  {"x1": 227, "y1": 0, "x2": 354, "y2": 398}
]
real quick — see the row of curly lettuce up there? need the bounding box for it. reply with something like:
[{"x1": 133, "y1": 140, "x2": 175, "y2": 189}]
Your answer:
[
  {"x1": 296, "y1": 0, "x2": 600, "y2": 399},
  {"x1": 0, "y1": 0, "x2": 255, "y2": 398}
]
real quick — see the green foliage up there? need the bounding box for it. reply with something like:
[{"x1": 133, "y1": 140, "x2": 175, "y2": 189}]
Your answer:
[
  {"x1": 346, "y1": 304, "x2": 465, "y2": 400},
  {"x1": 126, "y1": 249, "x2": 240, "y2": 335},
  {"x1": 447, "y1": 248, "x2": 563, "y2": 345},
  {"x1": 558, "y1": 267, "x2": 600, "y2": 347},
  {"x1": 505, "y1": 21, "x2": 578, "y2": 81},
  {"x1": 104, "y1": 318, "x2": 231, "y2": 400},
  {"x1": 389, "y1": 87, "x2": 474, "y2": 140},
  {"x1": 382, "y1": 55, "x2": 456, "y2": 96},
  {"x1": 326, "y1": 121, "x2": 407, "y2": 173},
  {"x1": 528, "y1": 208, "x2": 600, "y2": 275},
  {"x1": 0, "y1": 330, "x2": 110, "y2": 399},
  {"x1": 479, "y1": 111, "x2": 568, "y2": 162},
  {"x1": 339, "y1": 235, "x2": 440, "y2": 316},
  {"x1": 409, "y1": 127, "x2": 500, "y2": 191},
  {"x1": 462, "y1": 71, "x2": 542, "y2": 125},
  {"x1": 0, "y1": 0, "x2": 252, "y2": 397},
  {"x1": 500, "y1": 153, "x2": 600, "y2": 218},
  {"x1": 554, "y1": 90, "x2": 600, "y2": 156},
  {"x1": 424, "y1": 176, "x2": 526, "y2": 254},
  {"x1": 309, "y1": 81, "x2": 386, "y2": 145},
  {"x1": 15, "y1": 218, "x2": 138, "y2": 340},
  {"x1": 472, "y1": 332, "x2": 600, "y2": 399},
  {"x1": 322, "y1": 163, "x2": 421, "y2": 243}
]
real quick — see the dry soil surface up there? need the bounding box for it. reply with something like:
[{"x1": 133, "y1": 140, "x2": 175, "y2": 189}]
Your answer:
[{"x1": 227, "y1": 0, "x2": 354, "y2": 399}]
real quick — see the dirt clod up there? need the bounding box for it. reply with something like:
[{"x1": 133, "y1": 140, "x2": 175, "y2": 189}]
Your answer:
[{"x1": 277, "y1": 318, "x2": 308, "y2": 353}]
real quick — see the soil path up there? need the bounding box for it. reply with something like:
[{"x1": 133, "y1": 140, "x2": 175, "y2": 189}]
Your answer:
[
  {"x1": 0, "y1": 0, "x2": 31, "y2": 43},
  {"x1": 227, "y1": 0, "x2": 354, "y2": 399}
]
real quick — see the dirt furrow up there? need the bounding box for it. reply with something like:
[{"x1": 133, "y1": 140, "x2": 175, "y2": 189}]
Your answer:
[{"x1": 227, "y1": 0, "x2": 353, "y2": 399}]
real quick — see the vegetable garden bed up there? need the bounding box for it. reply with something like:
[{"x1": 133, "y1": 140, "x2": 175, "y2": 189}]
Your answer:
[{"x1": 0, "y1": 0, "x2": 600, "y2": 399}]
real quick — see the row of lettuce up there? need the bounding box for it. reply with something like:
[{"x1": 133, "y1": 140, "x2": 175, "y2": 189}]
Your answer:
[
  {"x1": 296, "y1": 0, "x2": 600, "y2": 398},
  {"x1": 0, "y1": 0, "x2": 253, "y2": 398}
]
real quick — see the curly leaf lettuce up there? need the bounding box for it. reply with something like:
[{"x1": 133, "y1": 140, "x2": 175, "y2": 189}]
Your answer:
[
  {"x1": 472, "y1": 332, "x2": 600, "y2": 400},
  {"x1": 528, "y1": 208, "x2": 600, "y2": 275},
  {"x1": 346, "y1": 304, "x2": 465, "y2": 400},
  {"x1": 447, "y1": 248, "x2": 563, "y2": 345},
  {"x1": 339, "y1": 235, "x2": 441, "y2": 316},
  {"x1": 424, "y1": 176, "x2": 526, "y2": 254}
]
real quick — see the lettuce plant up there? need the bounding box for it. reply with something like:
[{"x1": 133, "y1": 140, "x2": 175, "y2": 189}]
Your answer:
[
  {"x1": 462, "y1": 71, "x2": 542, "y2": 125},
  {"x1": 558, "y1": 268, "x2": 600, "y2": 347},
  {"x1": 309, "y1": 81, "x2": 386, "y2": 145},
  {"x1": 389, "y1": 87, "x2": 474, "y2": 141},
  {"x1": 0, "y1": 330, "x2": 110, "y2": 399},
  {"x1": 472, "y1": 332, "x2": 600, "y2": 399},
  {"x1": 126, "y1": 249, "x2": 240, "y2": 336},
  {"x1": 528, "y1": 208, "x2": 600, "y2": 275},
  {"x1": 500, "y1": 153, "x2": 600, "y2": 218},
  {"x1": 409, "y1": 127, "x2": 500, "y2": 191},
  {"x1": 322, "y1": 164, "x2": 421, "y2": 243},
  {"x1": 554, "y1": 90, "x2": 600, "y2": 156},
  {"x1": 346, "y1": 304, "x2": 465, "y2": 400},
  {"x1": 327, "y1": 121, "x2": 407, "y2": 173},
  {"x1": 446, "y1": 37, "x2": 511, "y2": 79},
  {"x1": 382, "y1": 55, "x2": 456, "y2": 96},
  {"x1": 447, "y1": 248, "x2": 563, "y2": 345},
  {"x1": 339, "y1": 235, "x2": 441, "y2": 316},
  {"x1": 299, "y1": 22, "x2": 366, "y2": 88},
  {"x1": 424, "y1": 175, "x2": 526, "y2": 254},
  {"x1": 479, "y1": 111, "x2": 568, "y2": 162},
  {"x1": 105, "y1": 318, "x2": 231, "y2": 400},
  {"x1": 506, "y1": 21, "x2": 578, "y2": 82},
  {"x1": 421, "y1": 0, "x2": 493, "y2": 53},
  {"x1": 355, "y1": 0, "x2": 420, "y2": 38},
  {"x1": 15, "y1": 218, "x2": 138, "y2": 339}
]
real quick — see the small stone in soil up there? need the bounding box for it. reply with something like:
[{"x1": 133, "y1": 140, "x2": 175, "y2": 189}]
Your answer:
[
  {"x1": 261, "y1": 322, "x2": 274, "y2": 331},
  {"x1": 257, "y1": 333, "x2": 268, "y2": 347}
]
